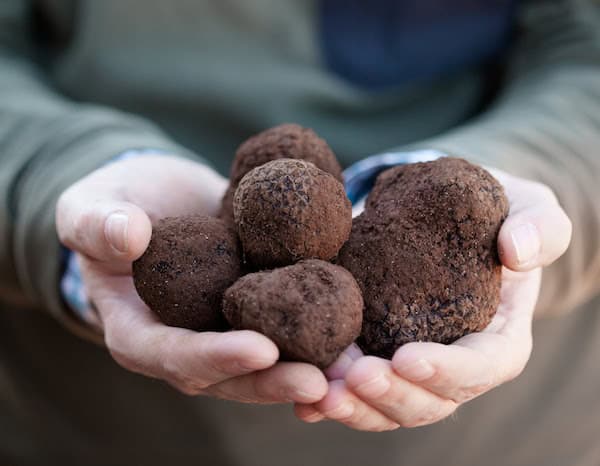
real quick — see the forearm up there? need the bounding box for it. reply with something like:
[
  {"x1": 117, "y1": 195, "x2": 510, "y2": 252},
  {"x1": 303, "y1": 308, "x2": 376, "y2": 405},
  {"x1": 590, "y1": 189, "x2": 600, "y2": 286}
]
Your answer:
[{"x1": 0, "y1": 6, "x2": 203, "y2": 336}]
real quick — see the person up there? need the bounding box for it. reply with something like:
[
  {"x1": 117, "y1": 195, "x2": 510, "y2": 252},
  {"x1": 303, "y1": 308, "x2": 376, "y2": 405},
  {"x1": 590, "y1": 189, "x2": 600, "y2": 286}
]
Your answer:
[{"x1": 1, "y1": 0, "x2": 598, "y2": 465}]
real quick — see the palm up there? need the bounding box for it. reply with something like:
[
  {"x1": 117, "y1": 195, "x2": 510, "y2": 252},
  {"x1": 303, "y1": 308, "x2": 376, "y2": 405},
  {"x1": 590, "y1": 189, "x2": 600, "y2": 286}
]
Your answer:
[{"x1": 58, "y1": 155, "x2": 329, "y2": 405}]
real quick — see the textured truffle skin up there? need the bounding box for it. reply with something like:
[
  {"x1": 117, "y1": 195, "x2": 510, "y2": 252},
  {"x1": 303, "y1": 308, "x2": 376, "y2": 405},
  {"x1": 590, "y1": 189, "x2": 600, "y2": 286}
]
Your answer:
[
  {"x1": 337, "y1": 158, "x2": 509, "y2": 359},
  {"x1": 233, "y1": 159, "x2": 352, "y2": 268},
  {"x1": 133, "y1": 215, "x2": 242, "y2": 331},
  {"x1": 222, "y1": 260, "x2": 363, "y2": 369},
  {"x1": 219, "y1": 123, "x2": 343, "y2": 222}
]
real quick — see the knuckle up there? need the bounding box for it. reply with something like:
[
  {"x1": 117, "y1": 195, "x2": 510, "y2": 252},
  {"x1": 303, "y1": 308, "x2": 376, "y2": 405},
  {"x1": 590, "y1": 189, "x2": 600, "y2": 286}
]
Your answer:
[
  {"x1": 404, "y1": 402, "x2": 457, "y2": 428},
  {"x1": 401, "y1": 419, "x2": 423, "y2": 429},
  {"x1": 72, "y1": 207, "x2": 96, "y2": 246},
  {"x1": 104, "y1": 326, "x2": 144, "y2": 375},
  {"x1": 159, "y1": 342, "x2": 213, "y2": 392},
  {"x1": 457, "y1": 380, "x2": 494, "y2": 402},
  {"x1": 559, "y1": 210, "x2": 573, "y2": 238},
  {"x1": 174, "y1": 372, "x2": 212, "y2": 392},
  {"x1": 174, "y1": 381, "x2": 205, "y2": 396},
  {"x1": 107, "y1": 346, "x2": 139, "y2": 373},
  {"x1": 249, "y1": 373, "x2": 272, "y2": 401},
  {"x1": 505, "y1": 359, "x2": 527, "y2": 382},
  {"x1": 393, "y1": 390, "x2": 409, "y2": 407},
  {"x1": 529, "y1": 180, "x2": 557, "y2": 202}
]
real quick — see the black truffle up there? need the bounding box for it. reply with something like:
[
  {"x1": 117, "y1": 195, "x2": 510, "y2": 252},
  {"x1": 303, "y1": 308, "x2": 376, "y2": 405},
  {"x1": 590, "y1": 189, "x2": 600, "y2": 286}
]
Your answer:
[
  {"x1": 233, "y1": 159, "x2": 352, "y2": 269},
  {"x1": 219, "y1": 123, "x2": 343, "y2": 223},
  {"x1": 133, "y1": 215, "x2": 242, "y2": 330},
  {"x1": 222, "y1": 260, "x2": 363, "y2": 369},
  {"x1": 337, "y1": 158, "x2": 509, "y2": 359}
]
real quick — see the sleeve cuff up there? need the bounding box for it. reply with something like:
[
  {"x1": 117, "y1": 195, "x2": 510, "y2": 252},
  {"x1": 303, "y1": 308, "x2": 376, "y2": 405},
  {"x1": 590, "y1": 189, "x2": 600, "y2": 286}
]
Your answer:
[{"x1": 343, "y1": 149, "x2": 447, "y2": 216}]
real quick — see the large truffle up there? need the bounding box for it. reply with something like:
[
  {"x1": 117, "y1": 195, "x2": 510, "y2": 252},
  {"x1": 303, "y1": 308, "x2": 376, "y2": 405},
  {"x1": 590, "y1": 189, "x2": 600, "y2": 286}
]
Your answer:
[
  {"x1": 219, "y1": 124, "x2": 343, "y2": 222},
  {"x1": 222, "y1": 260, "x2": 363, "y2": 369},
  {"x1": 133, "y1": 215, "x2": 242, "y2": 330},
  {"x1": 233, "y1": 159, "x2": 352, "y2": 268},
  {"x1": 337, "y1": 157, "x2": 509, "y2": 359}
]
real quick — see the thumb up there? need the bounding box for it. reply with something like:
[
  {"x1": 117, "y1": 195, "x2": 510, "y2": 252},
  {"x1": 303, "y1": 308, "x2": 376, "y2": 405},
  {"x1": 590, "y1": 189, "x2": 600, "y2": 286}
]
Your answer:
[
  {"x1": 57, "y1": 194, "x2": 152, "y2": 273},
  {"x1": 497, "y1": 181, "x2": 572, "y2": 272}
]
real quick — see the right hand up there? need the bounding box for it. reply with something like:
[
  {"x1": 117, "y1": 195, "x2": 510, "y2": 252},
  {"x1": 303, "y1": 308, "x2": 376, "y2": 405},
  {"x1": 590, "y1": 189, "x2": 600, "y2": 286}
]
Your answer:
[{"x1": 55, "y1": 154, "x2": 328, "y2": 403}]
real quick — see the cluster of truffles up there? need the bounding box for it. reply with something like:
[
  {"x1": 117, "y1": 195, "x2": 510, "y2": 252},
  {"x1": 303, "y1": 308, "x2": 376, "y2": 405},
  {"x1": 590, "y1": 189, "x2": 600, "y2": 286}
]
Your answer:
[
  {"x1": 133, "y1": 123, "x2": 508, "y2": 368},
  {"x1": 134, "y1": 124, "x2": 359, "y2": 368}
]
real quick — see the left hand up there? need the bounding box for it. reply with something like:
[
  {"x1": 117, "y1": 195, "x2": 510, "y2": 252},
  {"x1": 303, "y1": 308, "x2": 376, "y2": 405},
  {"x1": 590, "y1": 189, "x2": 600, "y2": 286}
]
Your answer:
[{"x1": 295, "y1": 168, "x2": 572, "y2": 431}]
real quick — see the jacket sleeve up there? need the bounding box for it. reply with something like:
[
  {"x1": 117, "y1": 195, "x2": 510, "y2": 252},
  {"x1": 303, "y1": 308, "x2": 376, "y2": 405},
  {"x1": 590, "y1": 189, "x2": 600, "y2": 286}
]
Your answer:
[
  {"x1": 0, "y1": 0, "x2": 203, "y2": 339},
  {"x1": 416, "y1": 0, "x2": 600, "y2": 316}
]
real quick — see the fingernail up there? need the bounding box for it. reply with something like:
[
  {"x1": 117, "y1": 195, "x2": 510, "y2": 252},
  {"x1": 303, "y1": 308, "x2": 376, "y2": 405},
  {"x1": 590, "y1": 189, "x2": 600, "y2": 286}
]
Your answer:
[
  {"x1": 303, "y1": 411, "x2": 325, "y2": 423},
  {"x1": 325, "y1": 402, "x2": 355, "y2": 419},
  {"x1": 354, "y1": 373, "x2": 391, "y2": 397},
  {"x1": 394, "y1": 359, "x2": 435, "y2": 381},
  {"x1": 510, "y1": 223, "x2": 540, "y2": 266},
  {"x1": 105, "y1": 213, "x2": 129, "y2": 253}
]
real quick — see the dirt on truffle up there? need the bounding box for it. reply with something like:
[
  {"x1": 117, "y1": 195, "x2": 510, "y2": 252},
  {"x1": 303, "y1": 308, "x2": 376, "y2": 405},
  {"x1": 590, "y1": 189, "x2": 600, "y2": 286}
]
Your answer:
[
  {"x1": 337, "y1": 157, "x2": 509, "y2": 359},
  {"x1": 219, "y1": 123, "x2": 343, "y2": 223},
  {"x1": 222, "y1": 259, "x2": 363, "y2": 369},
  {"x1": 133, "y1": 215, "x2": 242, "y2": 331},
  {"x1": 233, "y1": 159, "x2": 352, "y2": 269}
]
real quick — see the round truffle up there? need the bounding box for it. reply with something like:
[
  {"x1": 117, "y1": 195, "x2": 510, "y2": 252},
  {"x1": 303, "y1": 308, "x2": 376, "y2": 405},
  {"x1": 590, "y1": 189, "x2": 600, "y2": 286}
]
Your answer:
[
  {"x1": 233, "y1": 159, "x2": 352, "y2": 268},
  {"x1": 337, "y1": 157, "x2": 509, "y2": 359},
  {"x1": 222, "y1": 260, "x2": 363, "y2": 369},
  {"x1": 133, "y1": 215, "x2": 242, "y2": 331},
  {"x1": 219, "y1": 123, "x2": 343, "y2": 222}
]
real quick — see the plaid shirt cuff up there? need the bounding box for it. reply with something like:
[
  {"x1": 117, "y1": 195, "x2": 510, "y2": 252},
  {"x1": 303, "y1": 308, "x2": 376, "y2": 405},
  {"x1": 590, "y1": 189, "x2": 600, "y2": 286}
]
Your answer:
[{"x1": 343, "y1": 149, "x2": 446, "y2": 216}]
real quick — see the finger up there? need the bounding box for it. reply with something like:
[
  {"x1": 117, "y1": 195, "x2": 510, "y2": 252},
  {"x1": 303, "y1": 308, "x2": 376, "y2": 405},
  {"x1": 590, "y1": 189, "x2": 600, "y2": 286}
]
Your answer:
[
  {"x1": 57, "y1": 193, "x2": 152, "y2": 273},
  {"x1": 494, "y1": 174, "x2": 572, "y2": 272},
  {"x1": 345, "y1": 357, "x2": 457, "y2": 428},
  {"x1": 93, "y1": 273, "x2": 279, "y2": 388},
  {"x1": 391, "y1": 266, "x2": 540, "y2": 403},
  {"x1": 204, "y1": 362, "x2": 328, "y2": 404},
  {"x1": 324, "y1": 343, "x2": 364, "y2": 380},
  {"x1": 392, "y1": 341, "x2": 503, "y2": 403},
  {"x1": 391, "y1": 315, "x2": 532, "y2": 403},
  {"x1": 294, "y1": 404, "x2": 326, "y2": 423},
  {"x1": 312, "y1": 380, "x2": 400, "y2": 432}
]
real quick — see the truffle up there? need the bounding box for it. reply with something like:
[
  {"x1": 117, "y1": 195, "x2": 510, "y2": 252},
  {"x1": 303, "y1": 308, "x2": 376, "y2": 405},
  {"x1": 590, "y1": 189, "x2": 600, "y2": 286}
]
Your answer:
[
  {"x1": 133, "y1": 215, "x2": 242, "y2": 331},
  {"x1": 233, "y1": 159, "x2": 352, "y2": 268},
  {"x1": 219, "y1": 123, "x2": 343, "y2": 223},
  {"x1": 337, "y1": 157, "x2": 509, "y2": 359},
  {"x1": 222, "y1": 260, "x2": 363, "y2": 369}
]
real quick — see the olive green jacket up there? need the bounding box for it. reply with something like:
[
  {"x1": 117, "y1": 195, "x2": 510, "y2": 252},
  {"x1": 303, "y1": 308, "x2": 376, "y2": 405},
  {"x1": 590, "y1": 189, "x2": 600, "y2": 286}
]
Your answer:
[{"x1": 1, "y1": 1, "x2": 600, "y2": 465}]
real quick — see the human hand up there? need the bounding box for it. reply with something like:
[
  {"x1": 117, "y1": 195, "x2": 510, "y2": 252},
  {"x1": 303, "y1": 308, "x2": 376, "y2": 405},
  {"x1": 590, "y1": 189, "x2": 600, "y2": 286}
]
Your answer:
[
  {"x1": 295, "y1": 168, "x2": 572, "y2": 431},
  {"x1": 56, "y1": 155, "x2": 328, "y2": 404}
]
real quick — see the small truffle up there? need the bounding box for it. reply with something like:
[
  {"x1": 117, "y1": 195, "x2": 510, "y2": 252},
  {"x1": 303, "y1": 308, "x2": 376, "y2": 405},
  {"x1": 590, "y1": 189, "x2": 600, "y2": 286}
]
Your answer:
[
  {"x1": 337, "y1": 158, "x2": 509, "y2": 359},
  {"x1": 222, "y1": 260, "x2": 363, "y2": 369},
  {"x1": 133, "y1": 215, "x2": 242, "y2": 331},
  {"x1": 233, "y1": 159, "x2": 352, "y2": 268},
  {"x1": 219, "y1": 123, "x2": 343, "y2": 222}
]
